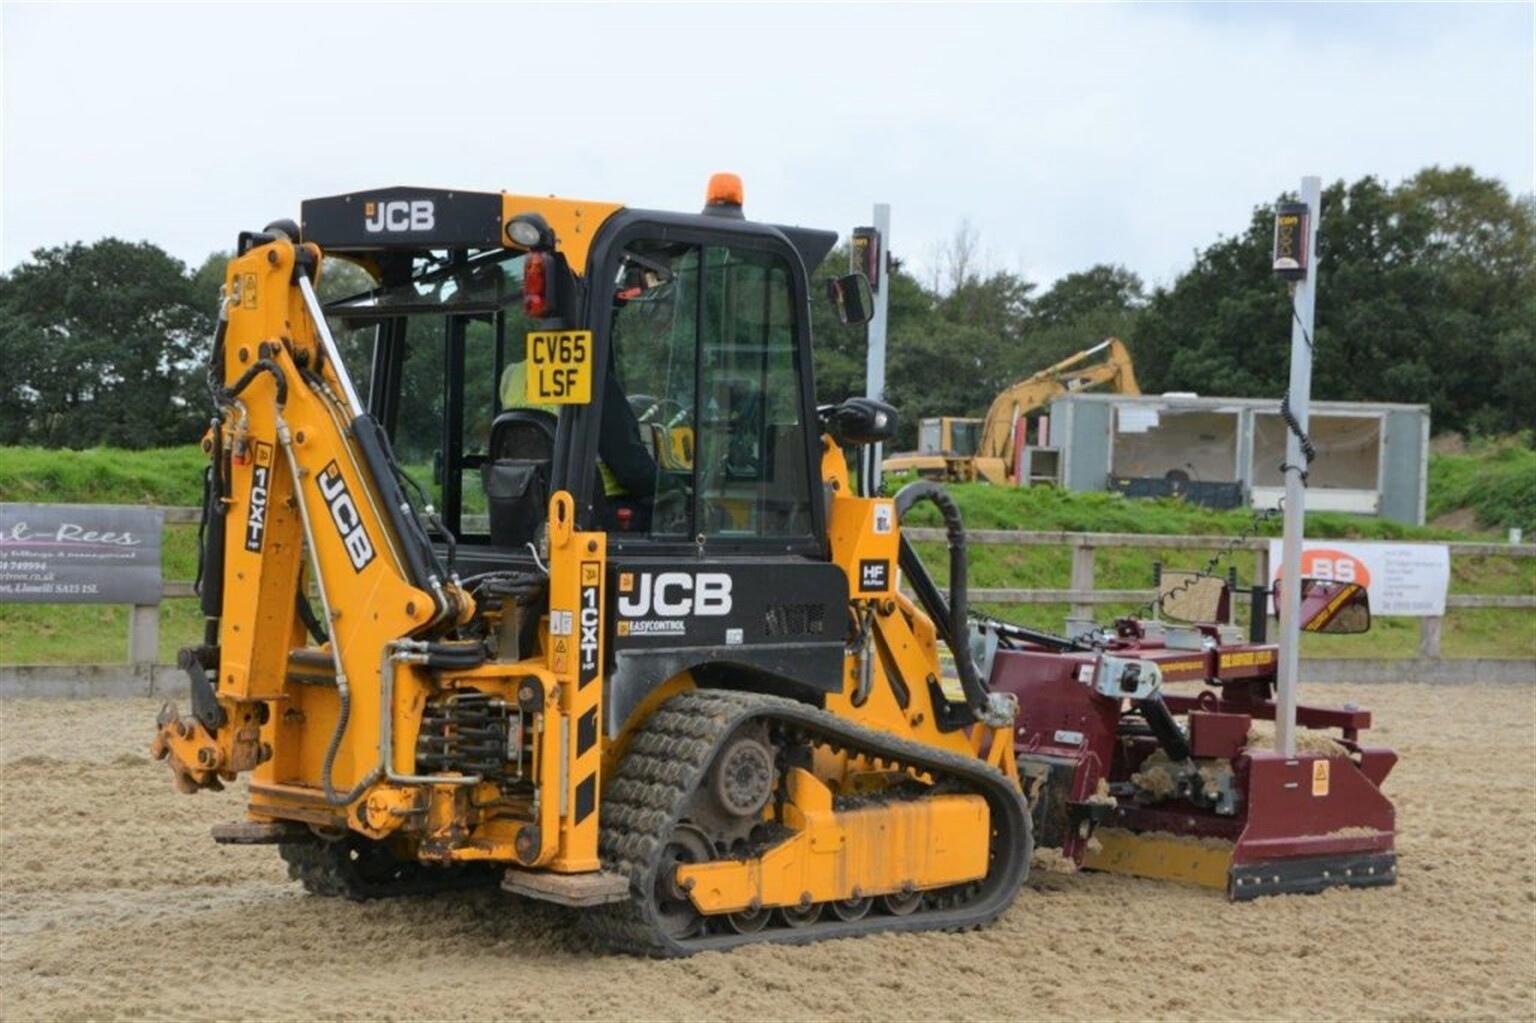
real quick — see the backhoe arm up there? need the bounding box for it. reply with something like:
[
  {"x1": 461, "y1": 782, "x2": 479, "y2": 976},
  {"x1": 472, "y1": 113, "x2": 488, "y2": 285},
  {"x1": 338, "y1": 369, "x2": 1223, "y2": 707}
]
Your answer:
[{"x1": 152, "y1": 233, "x2": 465, "y2": 799}]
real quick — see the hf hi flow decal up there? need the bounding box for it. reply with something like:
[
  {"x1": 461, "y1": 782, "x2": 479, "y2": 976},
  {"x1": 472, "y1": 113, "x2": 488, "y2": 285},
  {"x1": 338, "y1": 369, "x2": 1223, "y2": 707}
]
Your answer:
[
  {"x1": 317, "y1": 461, "x2": 376, "y2": 571},
  {"x1": 243, "y1": 442, "x2": 274, "y2": 553},
  {"x1": 858, "y1": 559, "x2": 890, "y2": 593}
]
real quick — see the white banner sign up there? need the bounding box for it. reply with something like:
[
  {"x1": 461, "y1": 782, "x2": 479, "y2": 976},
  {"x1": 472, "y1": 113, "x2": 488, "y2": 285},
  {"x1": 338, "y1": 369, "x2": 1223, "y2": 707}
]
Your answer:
[{"x1": 1268, "y1": 539, "x2": 1450, "y2": 617}]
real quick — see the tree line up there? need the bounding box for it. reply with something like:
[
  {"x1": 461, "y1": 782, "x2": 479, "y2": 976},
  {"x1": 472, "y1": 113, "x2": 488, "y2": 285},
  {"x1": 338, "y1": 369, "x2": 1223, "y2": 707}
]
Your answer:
[{"x1": 1, "y1": 165, "x2": 1530, "y2": 451}]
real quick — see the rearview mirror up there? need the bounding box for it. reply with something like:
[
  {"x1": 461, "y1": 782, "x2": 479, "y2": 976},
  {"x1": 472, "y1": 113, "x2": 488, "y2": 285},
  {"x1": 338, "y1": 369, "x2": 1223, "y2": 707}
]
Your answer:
[
  {"x1": 1158, "y1": 570, "x2": 1230, "y2": 624},
  {"x1": 1272, "y1": 578, "x2": 1373, "y2": 635},
  {"x1": 827, "y1": 273, "x2": 874, "y2": 326},
  {"x1": 1301, "y1": 578, "x2": 1372, "y2": 634}
]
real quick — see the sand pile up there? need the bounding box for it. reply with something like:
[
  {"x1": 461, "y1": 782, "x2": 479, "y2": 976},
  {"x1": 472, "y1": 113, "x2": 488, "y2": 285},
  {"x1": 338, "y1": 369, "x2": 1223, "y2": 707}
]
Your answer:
[
  {"x1": 1130, "y1": 752, "x2": 1181, "y2": 797},
  {"x1": 2, "y1": 682, "x2": 1533, "y2": 1021},
  {"x1": 1244, "y1": 723, "x2": 1353, "y2": 758}
]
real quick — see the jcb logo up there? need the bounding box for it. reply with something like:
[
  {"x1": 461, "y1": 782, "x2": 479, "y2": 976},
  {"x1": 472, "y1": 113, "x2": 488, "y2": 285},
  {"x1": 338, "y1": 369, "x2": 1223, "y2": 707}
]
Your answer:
[
  {"x1": 364, "y1": 199, "x2": 435, "y2": 234},
  {"x1": 617, "y1": 572, "x2": 732, "y2": 617},
  {"x1": 317, "y1": 461, "x2": 376, "y2": 571}
]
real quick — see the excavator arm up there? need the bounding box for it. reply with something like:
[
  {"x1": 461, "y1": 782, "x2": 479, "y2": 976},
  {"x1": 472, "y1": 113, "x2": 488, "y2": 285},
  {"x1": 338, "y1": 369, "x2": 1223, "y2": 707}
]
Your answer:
[{"x1": 972, "y1": 337, "x2": 1139, "y2": 483}]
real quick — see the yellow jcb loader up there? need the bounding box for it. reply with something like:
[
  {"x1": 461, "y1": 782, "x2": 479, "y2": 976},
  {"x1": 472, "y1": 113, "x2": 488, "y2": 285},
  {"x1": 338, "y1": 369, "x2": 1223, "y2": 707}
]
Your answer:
[{"x1": 152, "y1": 175, "x2": 1034, "y2": 954}]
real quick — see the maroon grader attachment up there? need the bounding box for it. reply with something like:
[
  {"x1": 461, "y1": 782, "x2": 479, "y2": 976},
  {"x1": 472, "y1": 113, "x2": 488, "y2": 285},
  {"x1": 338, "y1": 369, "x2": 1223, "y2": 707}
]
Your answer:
[{"x1": 988, "y1": 575, "x2": 1396, "y2": 898}]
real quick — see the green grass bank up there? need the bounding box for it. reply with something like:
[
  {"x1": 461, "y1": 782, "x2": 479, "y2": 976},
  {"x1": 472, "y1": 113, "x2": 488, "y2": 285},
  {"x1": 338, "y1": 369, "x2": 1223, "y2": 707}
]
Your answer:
[{"x1": 2, "y1": 445, "x2": 1531, "y2": 664}]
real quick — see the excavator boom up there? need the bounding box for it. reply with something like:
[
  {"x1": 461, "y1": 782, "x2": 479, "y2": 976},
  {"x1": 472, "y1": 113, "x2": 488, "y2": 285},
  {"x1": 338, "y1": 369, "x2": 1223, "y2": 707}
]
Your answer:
[
  {"x1": 977, "y1": 336, "x2": 1139, "y2": 461},
  {"x1": 884, "y1": 337, "x2": 1138, "y2": 484}
]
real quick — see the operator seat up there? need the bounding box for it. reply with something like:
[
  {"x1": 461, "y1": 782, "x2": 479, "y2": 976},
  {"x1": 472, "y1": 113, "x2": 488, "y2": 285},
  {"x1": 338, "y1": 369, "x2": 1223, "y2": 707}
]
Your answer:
[{"x1": 482, "y1": 409, "x2": 557, "y2": 548}]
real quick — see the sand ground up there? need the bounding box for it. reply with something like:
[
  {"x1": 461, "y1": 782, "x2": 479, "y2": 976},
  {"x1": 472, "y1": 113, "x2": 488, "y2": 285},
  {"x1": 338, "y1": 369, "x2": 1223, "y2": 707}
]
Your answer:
[{"x1": 1, "y1": 682, "x2": 1532, "y2": 1022}]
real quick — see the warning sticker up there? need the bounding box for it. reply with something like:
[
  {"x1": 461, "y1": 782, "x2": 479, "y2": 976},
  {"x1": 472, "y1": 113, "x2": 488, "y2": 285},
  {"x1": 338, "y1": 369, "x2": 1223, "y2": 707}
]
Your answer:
[
  {"x1": 873, "y1": 501, "x2": 893, "y2": 534},
  {"x1": 1312, "y1": 759, "x2": 1330, "y2": 797}
]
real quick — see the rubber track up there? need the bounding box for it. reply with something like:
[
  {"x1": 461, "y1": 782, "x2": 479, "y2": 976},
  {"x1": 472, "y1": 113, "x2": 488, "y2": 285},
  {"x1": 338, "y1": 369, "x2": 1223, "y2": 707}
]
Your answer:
[
  {"x1": 279, "y1": 841, "x2": 498, "y2": 901},
  {"x1": 583, "y1": 690, "x2": 1032, "y2": 956}
]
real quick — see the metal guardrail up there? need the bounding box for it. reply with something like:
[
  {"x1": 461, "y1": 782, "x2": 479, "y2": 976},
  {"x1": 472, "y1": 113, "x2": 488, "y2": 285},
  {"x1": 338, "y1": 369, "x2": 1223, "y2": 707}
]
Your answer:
[{"x1": 86, "y1": 509, "x2": 1536, "y2": 666}]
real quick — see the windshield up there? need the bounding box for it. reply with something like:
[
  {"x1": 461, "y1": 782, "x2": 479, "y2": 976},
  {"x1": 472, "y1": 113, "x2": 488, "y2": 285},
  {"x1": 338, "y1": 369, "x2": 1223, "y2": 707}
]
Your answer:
[
  {"x1": 327, "y1": 251, "x2": 528, "y2": 319},
  {"x1": 951, "y1": 420, "x2": 982, "y2": 456}
]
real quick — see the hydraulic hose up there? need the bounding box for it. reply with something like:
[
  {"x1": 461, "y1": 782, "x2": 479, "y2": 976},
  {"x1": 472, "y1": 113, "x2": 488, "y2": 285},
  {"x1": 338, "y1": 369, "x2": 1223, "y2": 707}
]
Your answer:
[
  {"x1": 195, "y1": 457, "x2": 225, "y2": 647},
  {"x1": 893, "y1": 481, "x2": 991, "y2": 721},
  {"x1": 422, "y1": 640, "x2": 489, "y2": 670},
  {"x1": 205, "y1": 302, "x2": 228, "y2": 405},
  {"x1": 223, "y1": 358, "x2": 287, "y2": 407},
  {"x1": 319, "y1": 677, "x2": 381, "y2": 807}
]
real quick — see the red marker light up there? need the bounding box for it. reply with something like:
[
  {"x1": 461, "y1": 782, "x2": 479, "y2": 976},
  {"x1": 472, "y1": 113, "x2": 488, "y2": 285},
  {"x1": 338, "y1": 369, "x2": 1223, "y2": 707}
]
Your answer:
[{"x1": 523, "y1": 252, "x2": 548, "y2": 318}]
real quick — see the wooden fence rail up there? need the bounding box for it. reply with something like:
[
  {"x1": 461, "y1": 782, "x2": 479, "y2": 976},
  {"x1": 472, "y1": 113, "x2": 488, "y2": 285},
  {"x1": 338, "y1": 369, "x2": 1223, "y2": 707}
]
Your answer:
[
  {"x1": 122, "y1": 510, "x2": 1534, "y2": 666},
  {"x1": 906, "y1": 526, "x2": 1535, "y2": 658}
]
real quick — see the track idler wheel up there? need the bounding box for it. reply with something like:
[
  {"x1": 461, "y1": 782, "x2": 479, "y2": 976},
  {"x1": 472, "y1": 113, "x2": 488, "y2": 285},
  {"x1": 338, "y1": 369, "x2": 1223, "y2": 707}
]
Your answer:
[
  {"x1": 712, "y1": 733, "x2": 775, "y2": 819},
  {"x1": 654, "y1": 825, "x2": 714, "y2": 940}
]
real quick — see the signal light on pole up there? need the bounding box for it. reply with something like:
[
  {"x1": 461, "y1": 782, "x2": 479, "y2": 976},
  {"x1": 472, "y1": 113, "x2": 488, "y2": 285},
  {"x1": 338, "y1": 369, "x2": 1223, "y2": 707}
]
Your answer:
[
  {"x1": 852, "y1": 226, "x2": 881, "y2": 294},
  {"x1": 1272, "y1": 201, "x2": 1310, "y2": 282}
]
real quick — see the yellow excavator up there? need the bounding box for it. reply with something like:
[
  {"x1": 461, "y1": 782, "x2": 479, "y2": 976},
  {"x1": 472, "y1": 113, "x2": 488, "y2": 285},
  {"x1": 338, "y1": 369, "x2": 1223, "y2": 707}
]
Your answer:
[
  {"x1": 883, "y1": 337, "x2": 1139, "y2": 484},
  {"x1": 151, "y1": 175, "x2": 1033, "y2": 954}
]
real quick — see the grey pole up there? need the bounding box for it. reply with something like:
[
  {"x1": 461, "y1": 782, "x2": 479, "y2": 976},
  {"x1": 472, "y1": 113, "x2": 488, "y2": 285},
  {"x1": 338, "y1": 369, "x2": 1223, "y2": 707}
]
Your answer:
[
  {"x1": 864, "y1": 203, "x2": 892, "y2": 490},
  {"x1": 1276, "y1": 175, "x2": 1321, "y2": 758}
]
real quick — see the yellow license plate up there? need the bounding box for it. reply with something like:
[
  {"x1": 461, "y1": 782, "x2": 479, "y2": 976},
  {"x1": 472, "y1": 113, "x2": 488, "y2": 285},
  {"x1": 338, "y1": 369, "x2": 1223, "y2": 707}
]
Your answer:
[{"x1": 525, "y1": 330, "x2": 593, "y2": 404}]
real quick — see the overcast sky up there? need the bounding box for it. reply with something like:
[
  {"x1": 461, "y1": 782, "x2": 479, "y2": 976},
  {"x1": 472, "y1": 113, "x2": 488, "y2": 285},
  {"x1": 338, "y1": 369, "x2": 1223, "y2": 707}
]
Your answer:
[{"x1": 3, "y1": 2, "x2": 1531, "y2": 290}]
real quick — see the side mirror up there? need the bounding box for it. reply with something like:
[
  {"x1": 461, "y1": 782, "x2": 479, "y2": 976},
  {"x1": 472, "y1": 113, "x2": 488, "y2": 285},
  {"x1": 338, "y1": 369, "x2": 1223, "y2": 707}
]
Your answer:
[
  {"x1": 822, "y1": 397, "x2": 897, "y2": 446},
  {"x1": 827, "y1": 273, "x2": 874, "y2": 326},
  {"x1": 1272, "y1": 577, "x2": 1373, "y2": 635},
  {"x1": 1158, "y1": 570, "x2": 1230, "y2": 624}
]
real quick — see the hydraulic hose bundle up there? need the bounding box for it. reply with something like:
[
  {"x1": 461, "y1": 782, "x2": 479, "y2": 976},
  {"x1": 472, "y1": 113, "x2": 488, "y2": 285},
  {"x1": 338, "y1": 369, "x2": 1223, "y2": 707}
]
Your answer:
[{"x1": 892, "y1": 480, "x2": 993, "y2": 723}]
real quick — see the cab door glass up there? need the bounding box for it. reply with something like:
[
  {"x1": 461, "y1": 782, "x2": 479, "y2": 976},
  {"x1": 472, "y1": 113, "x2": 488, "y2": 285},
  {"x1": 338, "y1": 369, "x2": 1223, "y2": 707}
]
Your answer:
[
  {"x1": 608, "y1": 242, "x2": 699, "y2": 538},
  {"x1": 696, "y1": 246, "x2": 812, "y2": 539},
  {"x1": 604, "y1": 239, "x2": 812, "y2": 542}
]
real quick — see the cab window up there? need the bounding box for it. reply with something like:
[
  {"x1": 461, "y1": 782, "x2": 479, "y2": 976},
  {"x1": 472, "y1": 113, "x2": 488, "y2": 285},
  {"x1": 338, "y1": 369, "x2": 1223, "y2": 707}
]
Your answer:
[
  {"x1": 326, "y1": 251, "x2": 538, "y2": 539},
  {"x1": 605, "y1": 240, "x2": 814, "y2": 542}
]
